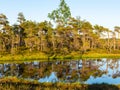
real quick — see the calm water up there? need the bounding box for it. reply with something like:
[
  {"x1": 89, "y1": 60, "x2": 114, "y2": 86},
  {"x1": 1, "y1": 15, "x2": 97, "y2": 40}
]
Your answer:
[{"x1": 0, "y1": 58, "x2": 120, "y2": 84}]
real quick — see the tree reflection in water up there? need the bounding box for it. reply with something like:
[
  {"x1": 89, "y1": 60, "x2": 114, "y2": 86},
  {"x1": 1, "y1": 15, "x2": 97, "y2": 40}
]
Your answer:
[{"x1": 0, "y1": 58, "x2": 120, "y2": 84}]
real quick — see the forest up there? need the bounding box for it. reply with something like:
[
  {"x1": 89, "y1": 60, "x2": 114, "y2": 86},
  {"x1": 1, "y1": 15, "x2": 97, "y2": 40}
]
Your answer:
[
  {"x1": 0, "y1": 0, "x2": 120, "y2": 59},
  {"x1": 1, "y1": 0, "x2": 120, "y2": 89}
]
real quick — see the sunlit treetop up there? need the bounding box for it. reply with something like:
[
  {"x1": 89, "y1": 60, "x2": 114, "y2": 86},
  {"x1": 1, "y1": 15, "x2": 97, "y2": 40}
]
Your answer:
[{"x1": 48, "y1": 0, "x2": 71, "y2": 27}]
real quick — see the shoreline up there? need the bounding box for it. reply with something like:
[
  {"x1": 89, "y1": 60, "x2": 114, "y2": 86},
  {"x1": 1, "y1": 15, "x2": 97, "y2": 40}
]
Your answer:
[
  {"x1": 0, "y1": 77, "x2": 120, "y2": 90},
  {"x1": 0, "y1": 53, "x2": 120, "y2": 61}
]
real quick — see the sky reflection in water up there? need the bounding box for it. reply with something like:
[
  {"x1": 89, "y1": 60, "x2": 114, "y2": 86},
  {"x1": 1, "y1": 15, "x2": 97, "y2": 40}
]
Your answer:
[{"x1": 0, "y1": 58, "x2": 120, "y2": 84}]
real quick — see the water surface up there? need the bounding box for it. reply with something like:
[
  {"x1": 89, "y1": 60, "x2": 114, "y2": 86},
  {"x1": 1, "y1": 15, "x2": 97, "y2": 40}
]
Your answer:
[{"x1": 0, "y1": 58, "x2": 120, "y2": 84}]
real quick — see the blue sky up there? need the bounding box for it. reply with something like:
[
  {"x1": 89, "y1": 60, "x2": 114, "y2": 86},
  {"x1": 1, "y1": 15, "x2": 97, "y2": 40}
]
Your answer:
[{"x1": 0, "y1": 0, "x2": 120, "y2": 30}]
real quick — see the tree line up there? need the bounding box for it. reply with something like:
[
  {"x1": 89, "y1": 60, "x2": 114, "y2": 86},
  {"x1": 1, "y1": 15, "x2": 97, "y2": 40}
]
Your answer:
[{"x1": 0, "y1": 0, "x2": 120, "y2": 56}]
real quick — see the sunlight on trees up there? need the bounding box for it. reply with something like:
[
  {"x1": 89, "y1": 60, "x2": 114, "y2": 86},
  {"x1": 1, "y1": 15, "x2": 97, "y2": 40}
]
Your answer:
[{"x1": 0, "y1": 0, "x2": 120, "y2": 56}]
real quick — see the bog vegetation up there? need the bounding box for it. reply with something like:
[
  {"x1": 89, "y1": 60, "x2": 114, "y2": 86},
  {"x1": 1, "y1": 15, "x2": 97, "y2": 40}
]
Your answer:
[
  {"x1": 0, "y1": 77, "x2": 119, "y2": 90},
  {"x1": 0, "y1": 0, "x2": 120, "y2": 59}
]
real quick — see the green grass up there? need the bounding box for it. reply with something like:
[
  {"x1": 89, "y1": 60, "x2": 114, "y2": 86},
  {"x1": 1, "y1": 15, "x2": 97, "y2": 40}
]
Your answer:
[
  {"x1": 0, "y1": 52, "x2": 48, "y2": 61},
  {"x1": 52, "y1": 53, "x2": 120, "y2": 59},
  {"x1": 81, "y1": 53, "x2": 120, "y2": 58},
  {"x1": 0, "y1": 52, "x2": 120, "y2": 61}
]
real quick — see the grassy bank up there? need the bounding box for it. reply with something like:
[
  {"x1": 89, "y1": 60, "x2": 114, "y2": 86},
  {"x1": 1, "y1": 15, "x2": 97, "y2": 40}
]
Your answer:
[
  {"x1": 0, "y1": 52, "x2": 120, "y2": 61},
  {"x1": 0, "y1": 77, "x2": 120, "y2": 90},
  {"x1": 0, "y1": 52, "x2": 48, "y2": 61},
  {"x1": 81, "y1": 53, "x2": 120, "y2": 58}
]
